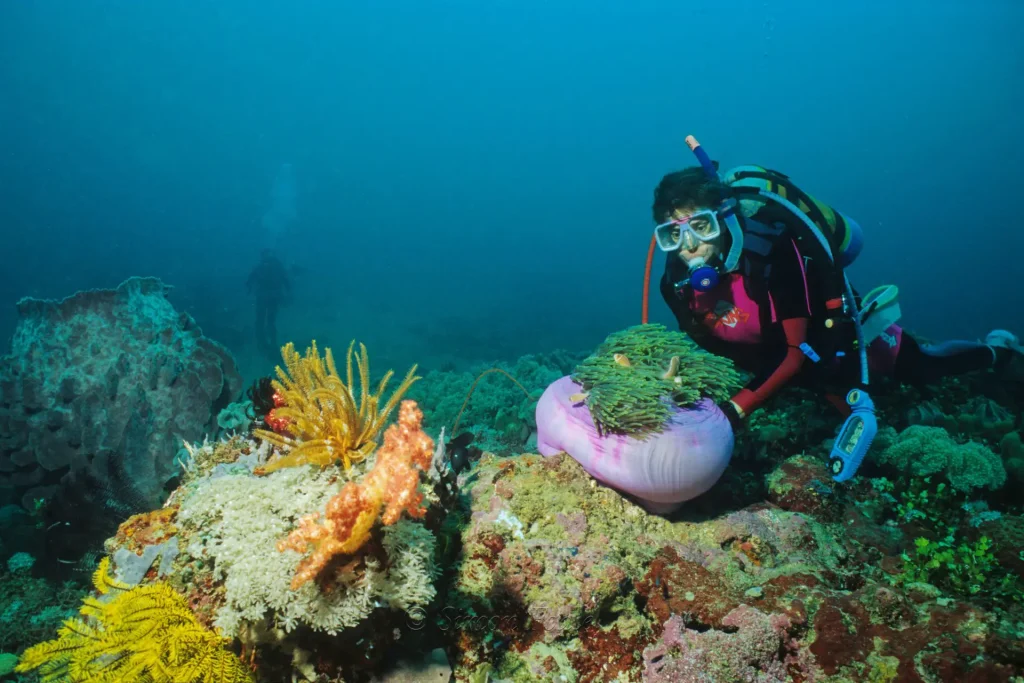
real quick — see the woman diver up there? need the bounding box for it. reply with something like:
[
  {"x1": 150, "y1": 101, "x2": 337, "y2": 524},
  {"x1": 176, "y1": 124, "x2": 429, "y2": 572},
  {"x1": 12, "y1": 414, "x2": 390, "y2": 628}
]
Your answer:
[{"x1": 647, "y1": 137, "x2": 1021, "y2": 478}]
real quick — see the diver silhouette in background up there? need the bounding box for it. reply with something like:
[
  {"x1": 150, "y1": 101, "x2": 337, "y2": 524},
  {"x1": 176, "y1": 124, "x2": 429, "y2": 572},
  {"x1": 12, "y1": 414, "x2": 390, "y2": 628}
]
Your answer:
[{"x1": 246, "y1": 249, "x2": 291, "y2": 359}]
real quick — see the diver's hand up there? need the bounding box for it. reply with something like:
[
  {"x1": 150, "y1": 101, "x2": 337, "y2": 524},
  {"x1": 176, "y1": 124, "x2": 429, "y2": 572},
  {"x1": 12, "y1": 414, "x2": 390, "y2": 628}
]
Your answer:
[{"x1": 718, "y1": 400, "x2": 745, "y2": 433}]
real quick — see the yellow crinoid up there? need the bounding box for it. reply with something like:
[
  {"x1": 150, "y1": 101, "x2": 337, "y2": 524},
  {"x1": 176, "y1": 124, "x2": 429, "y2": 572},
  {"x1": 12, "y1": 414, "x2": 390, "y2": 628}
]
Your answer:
[
  {"x1": 254, "y1": 340, "x2": 421, "y2": 474},
  {"x1": 15, "y1": 557, "x2": 252, "y2": 683}
]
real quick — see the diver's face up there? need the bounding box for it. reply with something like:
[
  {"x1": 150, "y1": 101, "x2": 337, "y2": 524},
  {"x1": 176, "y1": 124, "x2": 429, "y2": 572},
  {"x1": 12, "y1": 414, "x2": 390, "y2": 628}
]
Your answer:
[
  {"x1": 670, "y1": 206, "x2": 723, "y2": 267},
  {"x1": 678, "y1": 238, "x2": 719, "y2": 266}
]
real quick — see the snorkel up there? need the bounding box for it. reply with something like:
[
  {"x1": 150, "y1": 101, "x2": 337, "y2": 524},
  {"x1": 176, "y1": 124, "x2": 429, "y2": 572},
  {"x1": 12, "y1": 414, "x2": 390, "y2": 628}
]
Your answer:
[
  {"x1": 640, "y1": 135, "x2": 877, "y2": 482},
  {"x1": 687, "y1": 134, "x2": 717, "y2": 179},
  {"x1": 683, "y1": 136, "x2": 743, "y2": 291}
]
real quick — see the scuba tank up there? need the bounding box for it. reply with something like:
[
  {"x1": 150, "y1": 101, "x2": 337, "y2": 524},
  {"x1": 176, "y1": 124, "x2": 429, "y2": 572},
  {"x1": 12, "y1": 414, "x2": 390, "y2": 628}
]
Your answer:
[
  {"x1": 722, "y1": 166, "x2": 902, "y2": 364},
  {"x1": 721, "y1": 164, "x2": 868, "y2": 384},
  {"x1": 723, "y1": 165, "x2": 864, "y2": 268}
]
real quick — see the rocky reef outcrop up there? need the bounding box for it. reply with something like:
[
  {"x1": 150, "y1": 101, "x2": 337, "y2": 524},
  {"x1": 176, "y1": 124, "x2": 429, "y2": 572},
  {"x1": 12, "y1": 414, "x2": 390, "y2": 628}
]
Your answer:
[
  {"x1": 5, "y1": 333, "x2": 1022, "y2": 682},
  {"x1": 444, "y1": 451, "x2": 1024, "y2": 682},
  {"x1": 0, "y1": 277, "x2": 242, "y2": 563},
  {"x1": 93, "y1": 415, "x2": 448, "y2": 682}
]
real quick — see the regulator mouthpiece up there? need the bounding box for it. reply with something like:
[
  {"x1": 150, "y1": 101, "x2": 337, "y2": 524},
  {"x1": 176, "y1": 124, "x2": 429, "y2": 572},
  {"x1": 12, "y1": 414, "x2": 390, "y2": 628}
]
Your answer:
[{"x1": 689, "y1": 265, "x2": 720, "y2": 292}]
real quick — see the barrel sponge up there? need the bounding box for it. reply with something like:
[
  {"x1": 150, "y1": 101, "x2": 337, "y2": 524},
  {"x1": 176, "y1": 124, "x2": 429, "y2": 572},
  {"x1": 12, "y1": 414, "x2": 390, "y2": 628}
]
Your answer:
[
  {"x1": 0, "y1": 277, "x2": 243, "y2": 521},
  {"x1": 875, "y1": 425, "x2": 1006, "y2": 493}
]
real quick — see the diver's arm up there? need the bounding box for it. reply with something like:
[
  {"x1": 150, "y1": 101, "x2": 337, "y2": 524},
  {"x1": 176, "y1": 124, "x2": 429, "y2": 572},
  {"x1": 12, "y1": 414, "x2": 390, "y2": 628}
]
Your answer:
[
  {"x1": 723, "y1": 237, "x2": 813, "y2": 424},
  {"x1": 726, "y1": 318, "x2": 809, "y2": 420}
]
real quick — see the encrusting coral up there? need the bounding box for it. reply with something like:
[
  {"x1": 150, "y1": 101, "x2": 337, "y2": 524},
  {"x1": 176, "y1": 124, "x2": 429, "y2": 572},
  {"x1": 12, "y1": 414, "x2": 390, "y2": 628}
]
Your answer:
[
  {"x1": 277, "y1": 399, "x2": 435, "y2": 589},
  {"x1": 15, "y1": 557, "x2": 252, "y2": 682},
  {"x1": 0, "y1": 551, "x2": 86, "y2": 656},
  {"x1": 570, "y1": 323, "x2": 741, "y2": 436},
  {"x1": 253, "y1": 340, "x2": 420, "y2": 473}
]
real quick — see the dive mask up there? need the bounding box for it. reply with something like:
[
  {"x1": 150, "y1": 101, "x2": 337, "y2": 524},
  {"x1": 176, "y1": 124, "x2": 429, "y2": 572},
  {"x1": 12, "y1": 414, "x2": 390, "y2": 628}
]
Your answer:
[{"x1": 654, "y1": 209, "x2": 722, "y2": 252}]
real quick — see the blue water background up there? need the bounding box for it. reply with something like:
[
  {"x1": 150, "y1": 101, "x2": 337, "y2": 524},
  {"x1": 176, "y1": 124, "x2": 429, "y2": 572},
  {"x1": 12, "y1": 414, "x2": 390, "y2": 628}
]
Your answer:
[{"x1": 1, "y1": 1, "x2": 1021, "y2": 383}]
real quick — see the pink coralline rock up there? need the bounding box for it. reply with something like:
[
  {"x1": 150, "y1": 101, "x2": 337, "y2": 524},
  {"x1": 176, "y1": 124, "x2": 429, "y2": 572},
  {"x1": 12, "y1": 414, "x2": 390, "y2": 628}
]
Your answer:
[
  {"x1": 642, "y1": 605, "x2": 797, "y2": 683},
  {"x1": 0, "y1": 277, "x2": 242, "y2": 518}
]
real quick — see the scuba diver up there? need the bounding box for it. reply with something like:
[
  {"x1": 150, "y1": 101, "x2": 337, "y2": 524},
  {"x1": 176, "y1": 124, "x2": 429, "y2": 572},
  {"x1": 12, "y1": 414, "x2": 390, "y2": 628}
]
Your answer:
[
  {"x1": 246, "y1": 249, "x2": 292, "y2": 360},
  {"x1": 647, "y1": 136, "x2": 1022, "y2": 481}
]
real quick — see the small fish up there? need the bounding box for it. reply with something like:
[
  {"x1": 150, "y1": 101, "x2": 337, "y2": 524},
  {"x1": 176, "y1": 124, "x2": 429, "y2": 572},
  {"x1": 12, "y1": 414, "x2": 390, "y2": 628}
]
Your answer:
[
  {"x1": 613, "y1": 353, "x2": 631, "y2": 367},
  {"x1": 448, "y1": 432, "x2": 482, "y2": 475},
  {"x1": 569, "y1": 392, "x2": 589, "y2": 405},
  {"x1": 807, "y1": 479, "x2": 833, "y2": 496},
  {"x1": 449, "y1": 431, "x2": 475, "y2": 450}
]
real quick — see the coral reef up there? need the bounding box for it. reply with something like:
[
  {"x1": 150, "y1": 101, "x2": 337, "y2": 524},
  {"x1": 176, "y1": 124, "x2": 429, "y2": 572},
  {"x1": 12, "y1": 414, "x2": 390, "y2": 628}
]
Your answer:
[
  {"x1": 8, "y1": 403, "x2": 1019, "y2": 682},
  {"x1": 168, "y1": 426, "x2": 440, "y2": 640},
  {"x1": 875, "y1": 425, "x2": 1007, "y2": 493},
  {"x1": 216, "y1": 399, "x2": 254, "y2": 435},
  {"x1": 175, "y1": 464, "x2": 436, "y2": 639},
  {"x1": 440, "y1": 450, "x2": 1023, "y2": 682},
  {"x1": 253, "y1": 340, "x2": 420, "y2": 473},
  {"x1": 245, "y1": 376, "x2": 277, "y2": 431},
  {"x1": 570, "y1": 323, "x2": 740, "y2": 436},
  {"x1": 0, "y1": 276, "x2": 242, "y2": 562},
  {"x1": 57, "y1": 396, "x2": 450, "y2": 682},
  {"x1": 1000, "y1": 431, "x2": 1024, "y2": 487},
  {"x1": 16, "y1": 558, "x2": 252, "y2": 682},
  {"x1": 766, "y1": 453, "x2": 840, "y2": 521},
  {"x1": 408, "y1": 349, "x2": 584, "y2": 453},
  {"x1": 945, "y1": 396, "x2": 1017, "y2": 440},
  {"x1": 906, "y1": 395, "x2": 1018, "y2": 447},
  {"x1": 743, "y1": 391, "x2": 834, "y2": 461},
  {"x1": 0, "y1": 652, "x2": 16, "y2": 676},
  {"x1": 0, "y1": 552, "x2": 86, "y2": 656},
  {"x1": 642, "y1": 606, "x2": 794, "y2": 682},
  {"x1": 7, "y1": 333, "x2": 1022, "y2": 683},
  {"x1": 275, "y1": 400, "x2": 435, "y2": 589}
]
